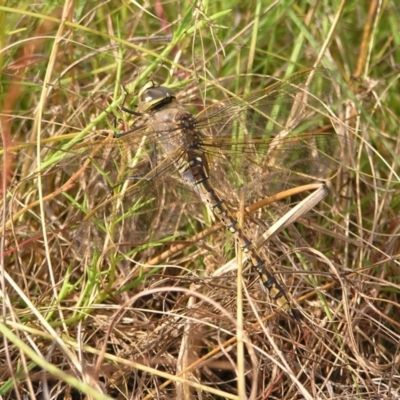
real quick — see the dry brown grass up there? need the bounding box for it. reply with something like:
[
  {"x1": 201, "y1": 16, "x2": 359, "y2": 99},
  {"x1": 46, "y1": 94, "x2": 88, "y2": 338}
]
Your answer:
[{"x1": 1, "y1": 1, "x2": 399, "y2": 399}]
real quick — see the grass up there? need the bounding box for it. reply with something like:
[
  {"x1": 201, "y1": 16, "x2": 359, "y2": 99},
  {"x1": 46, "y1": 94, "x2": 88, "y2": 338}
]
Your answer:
[{"x1": 1, "y1": 0, "x2": 400, "y2": 399}]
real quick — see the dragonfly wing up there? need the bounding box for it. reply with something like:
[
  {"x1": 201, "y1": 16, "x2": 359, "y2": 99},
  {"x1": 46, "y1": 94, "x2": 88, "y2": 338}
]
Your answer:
[
  {"x1": 195, "y1": 69, "x2": 347, "y2": 202},
  {"x1": 14, "y1": 129, "x2": 204, "y2": 261}
]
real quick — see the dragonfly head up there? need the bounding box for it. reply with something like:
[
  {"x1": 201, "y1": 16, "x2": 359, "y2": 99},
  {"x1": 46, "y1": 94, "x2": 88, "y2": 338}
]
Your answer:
[{"x1": 138, "y1": 81, "x2": 176, "y2": 113}]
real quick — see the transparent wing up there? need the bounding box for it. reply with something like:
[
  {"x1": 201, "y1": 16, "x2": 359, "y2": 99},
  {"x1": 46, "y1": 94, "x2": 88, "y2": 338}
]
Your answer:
[
  {"x1": 9, "y1": 68, "x2": 348, "y2": 261},
  {"x1": 194, "y1": 69, "x2": 348, "y2": 201}
]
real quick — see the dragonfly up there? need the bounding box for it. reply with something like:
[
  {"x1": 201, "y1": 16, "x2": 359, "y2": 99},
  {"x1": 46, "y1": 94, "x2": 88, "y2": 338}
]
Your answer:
[
  {"x1": 13, "y1": 69, "x2": 348, "y2": 319},
  {"x1": 107, "y1": 68, "x2": 347, "y2": 319}
]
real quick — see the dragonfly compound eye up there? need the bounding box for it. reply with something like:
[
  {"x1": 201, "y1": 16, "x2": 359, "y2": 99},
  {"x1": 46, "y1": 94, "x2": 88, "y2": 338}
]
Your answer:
[{"x1": 139, "y1": 84, "x2": 176, "y2": 113}]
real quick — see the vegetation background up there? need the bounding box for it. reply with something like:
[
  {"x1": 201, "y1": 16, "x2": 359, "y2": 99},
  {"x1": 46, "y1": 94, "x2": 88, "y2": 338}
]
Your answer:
[{"x1": 1, "y1": 0, "x2": 399, "y2": 399}]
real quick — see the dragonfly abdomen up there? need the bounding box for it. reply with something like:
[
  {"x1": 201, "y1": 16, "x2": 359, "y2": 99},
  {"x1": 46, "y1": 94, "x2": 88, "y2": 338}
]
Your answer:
[{"x1": 187, "y1": 152, "x2": 297, "y2": 319}]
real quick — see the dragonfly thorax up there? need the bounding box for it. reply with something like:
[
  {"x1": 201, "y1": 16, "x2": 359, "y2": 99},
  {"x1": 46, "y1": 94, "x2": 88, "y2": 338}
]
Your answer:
[{"x1": 138, "y1": 81, "x2": 176, "y2": 113}]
